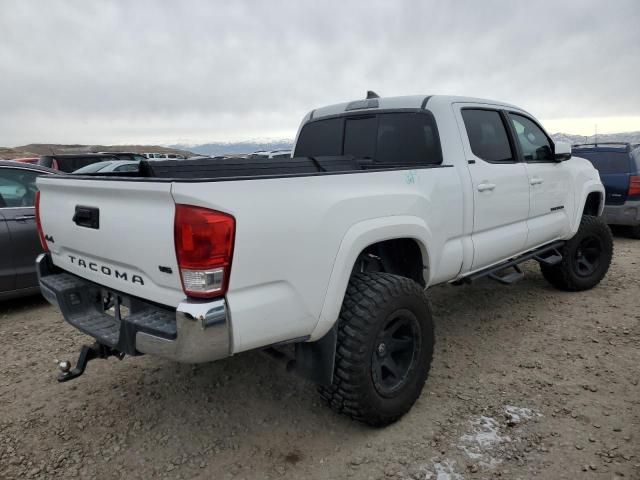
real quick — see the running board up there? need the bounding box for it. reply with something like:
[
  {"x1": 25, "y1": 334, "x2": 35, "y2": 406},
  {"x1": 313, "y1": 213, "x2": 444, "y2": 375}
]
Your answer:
[
  {"x1": 487, "y1": 265, "x2": 524, "y2": 285},
  {"x1": 463, "y1": 241, "x2": 565, "y2": 285}
]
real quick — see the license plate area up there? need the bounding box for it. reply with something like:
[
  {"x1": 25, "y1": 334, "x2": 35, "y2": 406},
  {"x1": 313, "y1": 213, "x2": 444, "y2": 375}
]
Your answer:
[{"x1": 101, "y1": 290, "x2": 132, "y2": 320}]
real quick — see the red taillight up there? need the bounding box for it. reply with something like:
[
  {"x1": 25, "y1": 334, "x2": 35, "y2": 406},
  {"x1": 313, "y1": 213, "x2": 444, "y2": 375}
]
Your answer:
[
  {"x1": 35, "y1": 191, "x2": 49, "y2": 252},
  {"x1": 174, "y1": 204, "x2": 235, "y2": 298},
  {"x1": 629, "y1": 176, "x2": 640, "y2": 197}
]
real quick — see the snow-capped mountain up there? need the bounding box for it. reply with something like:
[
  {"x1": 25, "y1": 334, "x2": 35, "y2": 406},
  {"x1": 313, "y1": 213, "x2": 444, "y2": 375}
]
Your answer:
[
  {"x1": 551, "y1": 131, "x2": 640, "y2": 146},
  {"x1": 169, "y1": 140, "x2": 293, "y2": 156}
]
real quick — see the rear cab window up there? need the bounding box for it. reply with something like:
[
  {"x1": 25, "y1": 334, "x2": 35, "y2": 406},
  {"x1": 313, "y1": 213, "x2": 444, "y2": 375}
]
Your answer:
[
  {"x1": 294, "y1": 118, "x2": 344, "y2": 157},
  {"x1": 294, "y1": 111, "x2": 442, "y2": 166}
]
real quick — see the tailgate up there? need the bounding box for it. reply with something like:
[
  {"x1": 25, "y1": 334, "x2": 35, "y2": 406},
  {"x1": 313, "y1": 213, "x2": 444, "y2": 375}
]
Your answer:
[
  {"x1": 600, "y1": 173, "x2": 629, "y2": 205},
  {"x1": 37, "y1": 177, "x2": 184, "y2": 307}
]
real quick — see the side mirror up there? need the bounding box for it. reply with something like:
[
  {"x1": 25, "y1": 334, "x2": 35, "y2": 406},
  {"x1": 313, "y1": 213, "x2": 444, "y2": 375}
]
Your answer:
[{"x1": 554, "y1": 142, "x2": 572, "y2": 162}]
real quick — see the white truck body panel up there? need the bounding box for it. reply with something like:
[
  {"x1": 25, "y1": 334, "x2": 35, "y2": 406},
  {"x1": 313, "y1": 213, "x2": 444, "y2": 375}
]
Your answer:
[
  {"x1": 172, "y1": 166, "x2": 466, "y2": 351},
  {"x1": 36, "y1": 94, "x2": 605, "y2": 358}
]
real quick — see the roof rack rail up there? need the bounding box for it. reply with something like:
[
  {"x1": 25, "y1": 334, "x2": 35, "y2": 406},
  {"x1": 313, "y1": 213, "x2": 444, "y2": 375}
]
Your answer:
[{"x1": 572, "y1": 142, "x2": 631, "y2": 151}]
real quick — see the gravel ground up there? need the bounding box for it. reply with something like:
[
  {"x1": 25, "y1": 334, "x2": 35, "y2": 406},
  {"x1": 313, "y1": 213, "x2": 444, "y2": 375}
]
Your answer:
[{"x1": 1, "y1": 235, "x2": 638, "y2": 480}]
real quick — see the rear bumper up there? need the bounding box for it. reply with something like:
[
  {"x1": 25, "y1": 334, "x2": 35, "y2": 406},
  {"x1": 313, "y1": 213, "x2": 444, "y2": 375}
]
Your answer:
[
  {"x1": 603, "y1": 200, "x2": 640, "y2": 226},
  {"x1": 37, "y1": 253, "x2": 231, "y2": 363}
]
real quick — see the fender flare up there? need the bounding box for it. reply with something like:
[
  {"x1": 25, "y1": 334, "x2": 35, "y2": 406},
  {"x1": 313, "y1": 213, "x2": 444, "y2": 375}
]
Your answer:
[
  {"x1": 309, "y1": 215, "x2": 432, "y2": 341},
  {"x1": 572, "y1": 180, "x2": 605, "y2": 234}
]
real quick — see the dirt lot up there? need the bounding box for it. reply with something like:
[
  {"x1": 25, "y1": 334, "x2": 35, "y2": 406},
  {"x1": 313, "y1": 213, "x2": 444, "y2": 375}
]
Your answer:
[{"x1": 1, "y1": 236, "x2": 638, "y2": 480}]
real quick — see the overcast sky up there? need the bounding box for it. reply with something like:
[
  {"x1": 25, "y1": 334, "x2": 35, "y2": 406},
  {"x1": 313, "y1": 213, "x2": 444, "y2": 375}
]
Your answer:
[{"x1": 1, "y1": 0, "x2": 639, "y2": 146}]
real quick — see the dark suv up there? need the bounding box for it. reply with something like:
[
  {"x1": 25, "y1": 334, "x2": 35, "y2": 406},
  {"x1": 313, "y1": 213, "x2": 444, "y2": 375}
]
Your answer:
[{"x1": 573, "y1": 143, "x2": 640, "y2": 237}]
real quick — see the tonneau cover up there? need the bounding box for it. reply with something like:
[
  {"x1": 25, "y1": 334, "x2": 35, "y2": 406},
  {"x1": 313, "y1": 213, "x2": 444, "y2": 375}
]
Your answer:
[{"x1": 138, "y1": 155, "x2": 372, "y2": 179}]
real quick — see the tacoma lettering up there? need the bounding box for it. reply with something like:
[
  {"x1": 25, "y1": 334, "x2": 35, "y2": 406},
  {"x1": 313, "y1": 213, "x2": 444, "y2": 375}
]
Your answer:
[{"x1": 68, "y1": 255, "x2": 144, "y2": 285}]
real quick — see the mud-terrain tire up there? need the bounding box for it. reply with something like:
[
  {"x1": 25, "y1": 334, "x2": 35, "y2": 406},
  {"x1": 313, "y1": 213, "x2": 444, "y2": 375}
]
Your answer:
[
  {"x1": 540, "y1": 215, "x2": 613, "y2": 291},
  {"x1": 318, "y1": 272, "x2": 434, "y2": 427}
]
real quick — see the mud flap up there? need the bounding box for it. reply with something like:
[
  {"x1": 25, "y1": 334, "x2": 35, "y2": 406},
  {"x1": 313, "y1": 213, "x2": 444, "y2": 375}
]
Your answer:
[{"x1": 293, "y1": 326, "x2": 337, "y2": 386}]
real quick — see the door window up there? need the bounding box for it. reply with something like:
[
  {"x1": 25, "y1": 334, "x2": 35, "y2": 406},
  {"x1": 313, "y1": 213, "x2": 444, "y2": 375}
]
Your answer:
[
  {"x1": 508, "y1": 114, "x2": 553, "y2": 162},
  {"x1": 0, "y1": 169, "x2": 41, "y2": 208},
  {"x1": 461, "y1": 109, "x2": 514, "y2": 163}
]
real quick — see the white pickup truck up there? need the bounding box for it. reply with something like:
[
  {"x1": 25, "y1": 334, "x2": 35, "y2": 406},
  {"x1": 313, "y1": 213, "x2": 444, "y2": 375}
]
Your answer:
[{"x1": 36, "y1": 94, "x2": 612, "y2": 426}]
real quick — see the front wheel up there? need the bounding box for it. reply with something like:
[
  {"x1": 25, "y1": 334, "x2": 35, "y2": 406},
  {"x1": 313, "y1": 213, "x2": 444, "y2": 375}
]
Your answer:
[
  {"x1": 318, "y1": 272, "x2": 434, "y2": 427},
  {"x1": 540, "y1": 215, "x2": 613, "y2": 291}
]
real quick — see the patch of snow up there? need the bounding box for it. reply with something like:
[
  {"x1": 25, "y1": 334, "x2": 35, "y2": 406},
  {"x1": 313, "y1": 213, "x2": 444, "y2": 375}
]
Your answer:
[
  {"x1": 423, "y1": 459, "x2": 463, "y2": 480},
  {"x1": 423, "y1": 406, "x2": 542, "y2": 479},
  {"x1": 504, "y1": 405, "x2": 541, "y2": 424},
  {"x1": 461, "y1": 416, "x2": 510, "y2": 449},
  {"x1": 456, "y1": 415, "x2": 509, "y2": 469}
]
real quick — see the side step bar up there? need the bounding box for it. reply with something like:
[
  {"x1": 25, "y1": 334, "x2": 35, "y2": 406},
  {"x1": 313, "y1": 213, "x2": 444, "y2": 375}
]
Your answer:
[{"x1": 463, "y1": 241, "x2": 564, "y2": 285}]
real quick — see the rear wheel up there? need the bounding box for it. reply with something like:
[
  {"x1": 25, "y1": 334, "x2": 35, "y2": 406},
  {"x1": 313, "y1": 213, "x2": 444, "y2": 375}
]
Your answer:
[
  {"x1": 540, "y1": 215, "x2": 613, "y2": 291},
  {"x1": 318, "y1": 272, "x2": 434, "y2": 427}
]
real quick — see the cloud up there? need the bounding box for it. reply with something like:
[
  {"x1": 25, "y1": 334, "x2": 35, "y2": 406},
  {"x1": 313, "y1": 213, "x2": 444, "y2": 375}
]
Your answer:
[{"x1": 0, "y1": 0, "x2": 638, "y2": 145}]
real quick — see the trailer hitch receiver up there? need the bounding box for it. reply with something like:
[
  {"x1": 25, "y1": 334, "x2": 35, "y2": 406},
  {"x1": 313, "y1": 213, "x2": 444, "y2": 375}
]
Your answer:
[{"x1": 56, "y1": 342, "x2": 125, "y2": 382}]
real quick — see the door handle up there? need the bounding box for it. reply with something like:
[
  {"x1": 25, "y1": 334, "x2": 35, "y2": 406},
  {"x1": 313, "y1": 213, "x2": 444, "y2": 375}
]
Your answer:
[
  {"x1": 477, "y1": 183, "x2": 496, "y2": 192},
  {"x1": 530, "y1": 177, "x2": 544, "y2": 186},
  {"x1": 13, "y1": 215, "x2": 36, "y2": 221}
]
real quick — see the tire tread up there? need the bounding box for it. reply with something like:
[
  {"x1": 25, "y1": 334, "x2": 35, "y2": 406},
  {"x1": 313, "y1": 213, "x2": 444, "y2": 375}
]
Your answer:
[{"x1": 318, "y1": 272, "x2": 433, "y2": 427}]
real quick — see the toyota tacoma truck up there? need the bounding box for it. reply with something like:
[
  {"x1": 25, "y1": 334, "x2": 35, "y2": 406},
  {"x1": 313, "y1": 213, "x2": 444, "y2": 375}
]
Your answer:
[{"x1": 35, "y1": 93, "x2": 612, "y2": 426}]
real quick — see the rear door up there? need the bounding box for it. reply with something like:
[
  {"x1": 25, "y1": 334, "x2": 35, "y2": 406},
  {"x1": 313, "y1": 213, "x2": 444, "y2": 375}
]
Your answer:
[
  {"x1": 454, "y1": 105, "x2": 530, "y2": 270},
  {"x1": 0, "y1": 166, "x2": 46, "y2": 290},
  {"x1": 36, "y1": 176, "x2": 184, "y2": 307},
  {"x1": 506, "y1": 113, "x2": 573, "y2": 248}
]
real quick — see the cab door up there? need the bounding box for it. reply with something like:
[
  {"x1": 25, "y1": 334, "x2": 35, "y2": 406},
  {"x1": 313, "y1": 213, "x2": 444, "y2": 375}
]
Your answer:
[
  {"x1": 454, "y1": 105, "x2": 531, "y2": 270},
  {"x1": 0, "y1": 166, "x2": 48, "y2": 290},
  {"x1": 5, "y1": 205, "x2": 41, "y2": 289},
  {"x1": 505, "y1": 113, "x2": 574, "y2": 248},
  {"x1": 0, "y1": 211, "x2": 15, "y2": 293}
]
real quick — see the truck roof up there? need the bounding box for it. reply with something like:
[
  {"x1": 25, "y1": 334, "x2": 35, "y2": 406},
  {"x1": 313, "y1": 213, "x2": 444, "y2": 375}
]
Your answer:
[{"x1": 308, "y1": 94, "x2": 523, "y2": 121}]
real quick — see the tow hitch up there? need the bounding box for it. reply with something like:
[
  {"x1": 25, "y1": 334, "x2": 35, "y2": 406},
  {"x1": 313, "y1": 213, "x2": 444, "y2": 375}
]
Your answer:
[{"x1": 56, "y1": 342, "x2": 125, "y2": 382}]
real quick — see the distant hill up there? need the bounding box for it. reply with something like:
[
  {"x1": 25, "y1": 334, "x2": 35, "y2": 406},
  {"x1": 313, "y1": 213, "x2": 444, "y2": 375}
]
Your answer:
[
  {"x1": 170, "y1": 140, "x2": 293, "y2": 157},
  {"x1": 0, "y1": 144, "x2": 195, "y2": 160}
]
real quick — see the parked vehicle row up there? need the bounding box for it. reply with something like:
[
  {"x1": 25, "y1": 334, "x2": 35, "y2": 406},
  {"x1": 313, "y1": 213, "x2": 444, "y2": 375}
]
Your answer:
[
  {"x1": 143, "y1": 152, "x2": 186, "y2": 160},
  {"x1": 249, "y1": 149, "x2": 292, "y2": 159},
  {"x1": 35, "y1": 93, "x2": 613, "y2": 426}
]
